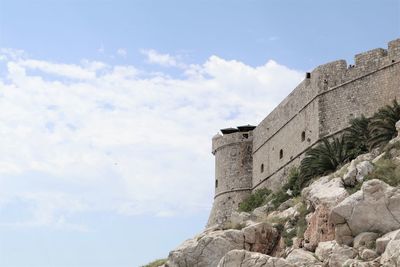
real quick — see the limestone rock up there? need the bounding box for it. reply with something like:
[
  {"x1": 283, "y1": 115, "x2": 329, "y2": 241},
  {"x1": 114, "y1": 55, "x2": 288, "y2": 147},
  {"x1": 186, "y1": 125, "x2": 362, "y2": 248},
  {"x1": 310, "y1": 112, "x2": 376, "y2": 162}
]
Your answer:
[
  {"x1": 303, "y1": 204, "x2": 335, "y2": 252},
  {"x1": 343, "y1": 160, "x2": 357, "y2": 187},
  {"x1": 302, "y1": 176, "x2": 349, "y2": 208},
  {"x1": 380, "y1": 239, "x2": 400, "y2": 266},
  {"x1": 285, "y1": 249, "x2": 320, "y2": 266},
  {"x1": 353, "y1": 232, "x2": 379, "y2": 250},
  {"x1": 334, "y1": 222, "x2": 354, "y2": 246},
  {"x1": 230, "y1": 211, "x2": 251, "y2": 227},
  {"x1": 267, "y1": 204, "x2": 300, "y2": 222},
  {"x1": 315, "y1": 240, "x2": 337, "y2": 262},
  {"x1": 360, "y1": 249, "x2": 378, "y2": 261},
  {"x1": 343, "y1": 259, "x2": 381, "y2": 267},
  {"x1": 167, "y1": 222, "x2": 279, "y2": 267},
  {"x1": 328, "y1": 244, "x2": 357, "y2": 267},
  {"x1": 330, "y1": 180, "x2": 400, "y2": 239},
  {"x1": 396, "y1": 120, "x2": 400, "y2": 137},
  {"x1": 217, "y1": 249, "x2": 295, "y2": 267},
  {"x1": 355, "y1": 161, "x2": 374, "y2": 183},
  {"x1": 376, "y1": 229, "x2": 400, "y2": 254}
]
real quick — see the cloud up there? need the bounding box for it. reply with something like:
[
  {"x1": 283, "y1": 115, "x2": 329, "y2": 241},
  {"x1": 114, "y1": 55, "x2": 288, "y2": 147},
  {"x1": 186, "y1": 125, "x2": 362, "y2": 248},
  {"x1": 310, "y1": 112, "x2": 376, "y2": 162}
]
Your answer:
[
  {"x1": 117, "y1": 48, "x2": 127, "y2": 57},
  {"x1": 140, "y1": 49, "x2": 185, "y2": 68},
  {"x1": 0, "y1": 49, "x2": 304, "y2": 230}
]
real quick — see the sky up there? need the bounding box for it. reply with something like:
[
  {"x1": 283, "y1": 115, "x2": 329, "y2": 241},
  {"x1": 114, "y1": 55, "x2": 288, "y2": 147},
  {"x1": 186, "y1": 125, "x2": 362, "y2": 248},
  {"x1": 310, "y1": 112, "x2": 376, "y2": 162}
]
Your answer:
[{"x1": 0, "y1": 0, "x2": 399, "y2": 266}]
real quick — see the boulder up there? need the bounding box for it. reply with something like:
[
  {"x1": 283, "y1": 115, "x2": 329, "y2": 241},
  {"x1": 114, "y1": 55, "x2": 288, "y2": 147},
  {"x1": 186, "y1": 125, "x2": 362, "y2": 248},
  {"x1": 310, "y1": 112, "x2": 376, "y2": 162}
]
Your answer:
[
  {"x1": 303, "y1": 204, "x2": 335, "y2": 252},
  {"x1": 380, "y1": 239, "x2": 400, "y2": 266},
  {"x1": 315, "y1": 240, "x2": 337, "y2": 262},
  {"x1": 376, "y1": 229, "x2": 400, "y2": 254},
  {"x1": 360, "y1": 248, "x2": 378, "y2": 261},
  {"x1": 343, "y1": 160, "x2": 357, "y2": 187},
  {"x1": 302, "y1": 176, "x2": 349, "y2": 208},
  {"x1": 285, "y1": 249, "x2": 320, "y2": 266},
  {"x1": 229, "y1": 211, "x2": 251, "y2": 227},
  {"x1": 167, "y1": 222, "x2": 279, "y2": 267},
  {"x1": 330, "y1": 180, "x2": 400, "y2": 239},
  {"x1": 267, "y1": 204, "x2": 300, "y2": 222},
  {"x1": 343, "y1": 258, "x2": 381, "y2": 267},
  {"x1": 355, "y1": 161, "x2": 374, "y2": 183},
  {"x1": 353, "y1": 232, "x2": 379, "y2": 250},
  {"x1": 396, "y1": 120, "x2": 400, "y2": 137},
  {"x1": 328, "y1": 244, "x2": 357, "y2": 267},
  {"x1": 217, "y1": 249, "x2": 294, "y2": 267}
]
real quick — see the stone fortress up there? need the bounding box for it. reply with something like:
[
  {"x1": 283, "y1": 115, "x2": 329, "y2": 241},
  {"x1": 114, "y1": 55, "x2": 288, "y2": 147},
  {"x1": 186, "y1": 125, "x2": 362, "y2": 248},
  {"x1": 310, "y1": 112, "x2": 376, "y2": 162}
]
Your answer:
[{"x1": 207, "y1": 38, "x2": 400, "y2": 227}]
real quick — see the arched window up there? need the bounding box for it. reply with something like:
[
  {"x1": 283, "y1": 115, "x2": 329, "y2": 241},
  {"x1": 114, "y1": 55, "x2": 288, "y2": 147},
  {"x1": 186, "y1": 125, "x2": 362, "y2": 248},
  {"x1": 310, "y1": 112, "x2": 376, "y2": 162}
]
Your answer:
[
  {"x1": 260, "y1": 164, "x2": 264, "y2": 173},
  {"x1": 279, "y1": 149, "x2": 283, "y2": 159},
  {"x1": 301, "y1": 131, "x2": 306, "y2": 142}
]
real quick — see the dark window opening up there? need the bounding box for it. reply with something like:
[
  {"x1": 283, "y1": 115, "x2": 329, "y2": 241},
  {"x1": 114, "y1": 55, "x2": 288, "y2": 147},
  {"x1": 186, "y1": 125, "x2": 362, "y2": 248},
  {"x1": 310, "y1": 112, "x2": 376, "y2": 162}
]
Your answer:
[
  {"x1": 301, "y1": 131, "x2": 306, "y2": 142},
  {"x1": 243, "y1": 133, "x2": 249, "y2": 139},
  {"x1": 215, "y1": 179, "x2": 218, "y2": 188},
  {"x1": 306, "y1": 72, "x2": 311, "y2": 79},
  {"x1": 279, "y1": 149, "x2": 283, "y2": 159},
  {"x1": 261, "y1": 164, "x2": 264, "y2": 173}
]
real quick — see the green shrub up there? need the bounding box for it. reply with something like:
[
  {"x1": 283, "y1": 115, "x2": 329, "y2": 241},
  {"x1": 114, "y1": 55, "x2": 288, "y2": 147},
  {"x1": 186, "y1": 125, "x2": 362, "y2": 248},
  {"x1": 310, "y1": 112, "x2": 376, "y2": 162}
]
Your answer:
[
  {"x1": 345, "y1": 115, "x2": 371, "y2": 158},
  {"x1": 269, "y1": 190, "x2": 291, "y2": 210},
  {"x1": 282, "y1": 228, "x2": 296, "y2": 247},
  {"x1": 239, "y1": 188, "x2": 272, "y2": 212},
  {"x1": 282, "y1": 167, "x2": 302, "y2": 197},
  {"x1": 365, "y1": 158, "x2": 400, "y2": 187},
  {"x1": 141, "y1": 259, "x2": 167, "y2": 267},
  {"x1": 295, "y1": 202, "x2": 309, "y2": 239}
]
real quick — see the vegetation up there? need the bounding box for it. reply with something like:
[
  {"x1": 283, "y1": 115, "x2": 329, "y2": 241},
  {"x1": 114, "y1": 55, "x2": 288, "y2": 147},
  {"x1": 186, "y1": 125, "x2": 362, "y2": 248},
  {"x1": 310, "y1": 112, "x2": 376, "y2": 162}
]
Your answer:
[
  {"x1": 141, "y1": 259, "x2": 167, "y2": 267},
  {"x1": 238, "y1": 188, "x2": 271, "y2": 212},
  {"x1": 368, "y1": 99, "x2": 400, "y2": 149},
  {"x1": 365, "y1": 158, "x2": 400, "y2": 187},
  {"x1": 300, "y1": 136, "x2": 350, "y2": 182},
  {"x1": 345, "y1": 115, "x2": 371, "y2": 158}
]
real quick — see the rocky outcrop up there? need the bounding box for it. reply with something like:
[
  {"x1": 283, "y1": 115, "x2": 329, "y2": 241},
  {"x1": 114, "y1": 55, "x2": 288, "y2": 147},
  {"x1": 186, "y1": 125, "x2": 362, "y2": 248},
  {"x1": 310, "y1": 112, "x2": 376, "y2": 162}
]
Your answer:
[
  {"x1": 285, "y1": 249, "x2": 320, "y2": 266},
  {"x1": 330, "y1": 179, "x2": 400, "y2": 241},
  {"x1": 167, "y1": 222, "x2": 279, "y2": 267},
  {"x1": 217, "y1": 250, "x2": 294, "y2": 267}
]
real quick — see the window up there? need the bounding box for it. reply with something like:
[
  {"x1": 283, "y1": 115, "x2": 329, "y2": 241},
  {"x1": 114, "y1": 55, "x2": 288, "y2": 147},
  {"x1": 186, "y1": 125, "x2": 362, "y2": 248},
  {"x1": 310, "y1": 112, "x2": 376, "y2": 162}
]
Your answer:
[
  {"x1": 260, "y1": 164, "x2": 264, "y2": 173},
  {"x1": 306, "y1": 72, "x2": 311, "y2": 79},
  {"x1": 215, "y1": 179, "x2": 218, "y2": 188},
  {"x1": 243, "y1": 133, "x2": 249, "y2": 139},
  {"x1": 301, "y1": 131, "x2": 306, "y2": 142},
  {"x1": 279, "y1": 149, "x2": 283, "y2": 159}
]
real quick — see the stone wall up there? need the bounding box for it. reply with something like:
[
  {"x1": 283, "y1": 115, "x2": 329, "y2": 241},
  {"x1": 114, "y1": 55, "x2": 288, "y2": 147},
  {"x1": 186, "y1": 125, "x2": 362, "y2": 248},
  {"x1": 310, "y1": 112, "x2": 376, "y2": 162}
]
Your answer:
[
  {"x1": 207, "y1": 131, "x2": 254, "y2": 226},
  {"x1": 252, "y1": 38, "x2": 400, "y2": 191}
]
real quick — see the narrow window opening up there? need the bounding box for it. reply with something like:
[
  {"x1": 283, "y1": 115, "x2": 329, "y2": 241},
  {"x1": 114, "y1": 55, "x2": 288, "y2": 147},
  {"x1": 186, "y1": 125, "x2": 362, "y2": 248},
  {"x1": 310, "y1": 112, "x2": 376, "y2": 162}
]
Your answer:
[
  {"x1": 215, "y1": 179, "x2": 218, "y2": 188},
  {"x1": 243, "y1": 133, "x2": 249, "y2": 139},
  {"x1": 260, "y1": 164, "x2": 264, "y2": 173},
  {"x1": 279, "y1": 149, "x2": 283, "y2": 159},
  {"x1": 301, "y1": 131, "x2": 306, "y2": 142},
  {"x1": 306, "y1": 72, "x2": 311, "y2": 79}
]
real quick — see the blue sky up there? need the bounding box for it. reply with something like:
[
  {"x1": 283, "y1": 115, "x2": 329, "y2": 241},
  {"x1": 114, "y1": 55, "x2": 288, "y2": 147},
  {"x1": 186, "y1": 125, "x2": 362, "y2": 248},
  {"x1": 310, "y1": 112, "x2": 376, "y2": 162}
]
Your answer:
[{"x1": 0, "y1": 0, "x2": 399, "y2": 266}]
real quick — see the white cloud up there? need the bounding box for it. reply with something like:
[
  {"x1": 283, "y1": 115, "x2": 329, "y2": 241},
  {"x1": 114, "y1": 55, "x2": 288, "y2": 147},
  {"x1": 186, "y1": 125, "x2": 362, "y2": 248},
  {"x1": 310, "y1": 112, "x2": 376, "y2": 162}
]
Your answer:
[
  {"x1": 140, "y1": 49, "x2": 185, "y2": 68},
  {"x1": 0, "y1": 49, "x2": 304, "y2": 230},
  {"x1": 117, "y1": 48, "x2": 127, "y2": 57}
]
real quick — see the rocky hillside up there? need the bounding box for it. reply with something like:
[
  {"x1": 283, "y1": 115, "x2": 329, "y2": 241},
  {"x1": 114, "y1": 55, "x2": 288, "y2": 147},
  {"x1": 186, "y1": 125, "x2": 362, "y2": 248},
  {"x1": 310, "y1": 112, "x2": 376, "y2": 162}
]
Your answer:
[{"x1": 161, "y1": 121, "x2": 400, "y2": 267}]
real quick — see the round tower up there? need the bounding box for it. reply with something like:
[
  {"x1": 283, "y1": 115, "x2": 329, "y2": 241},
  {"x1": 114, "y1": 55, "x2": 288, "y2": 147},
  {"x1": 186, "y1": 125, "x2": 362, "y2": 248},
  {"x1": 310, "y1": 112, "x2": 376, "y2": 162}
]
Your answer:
[{"x1": 207, "y1": 125, "x2": 255, "y2": 227}]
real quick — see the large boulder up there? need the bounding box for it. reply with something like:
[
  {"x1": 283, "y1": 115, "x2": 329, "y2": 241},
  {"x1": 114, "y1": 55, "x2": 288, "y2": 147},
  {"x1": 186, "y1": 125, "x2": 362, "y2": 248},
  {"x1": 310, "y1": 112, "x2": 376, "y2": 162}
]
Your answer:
[
  {"x1": 217, "y1": 249, "x2": 294, "y2": 267},
  {"x1": 380, "y1": 239, "x2": 400, "y2": 266},
  {"x1": 328, "y1": 244, "x2": 357, "y2": 267},
  {"x1": 303, "y1": 204, "x2": 335, "y2": 251},
  {"x1": 353, "y1": 232, "x2": 379, "y2": 250},
  {"x1": 315, "y1": 240, "x2": 337, "y2": 262},
  {"x1": 376, "y1": 229, "x2": 400, "y2": 254},
  {"x1": 285, "y1": 249, "x2": 320, "y2": 266},
  {"x1": 302, "y1": 176, "x2": 349, "y2": 208},
  {"x1": 330, "y1": 180, "x2": 400, "y2": 241},
  {"x1": 167, "y1": 222, "x2": 279, "y2": 267}
]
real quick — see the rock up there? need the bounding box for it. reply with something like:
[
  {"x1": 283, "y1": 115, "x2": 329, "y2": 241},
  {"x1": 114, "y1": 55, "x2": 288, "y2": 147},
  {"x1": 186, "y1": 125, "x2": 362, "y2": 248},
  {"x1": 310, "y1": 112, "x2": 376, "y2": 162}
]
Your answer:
[
  {"x1": 396, "y1": 120, "x2": 400, "y2": 137},
  {"x1": 217, "y1": 249, "x2": 295, "y2": 267},
  {"x1": 343, "y1": 259, "x2": 381, "y2": 267},
  {"x1": 303, "y1": 204, "x2": 335, "y2": 252},
  {"x1": 328, "y1": 245, "x2": 357, "y2": 267},
  {"x1": 376, "y1": 229, "x2": 400, "y2": 254},
  {"x1": 167, "y1": 222, "x2": 279, "y2": 267},
  {"x1": 380, "y1": 239, "x2": 400, "y2": 266},
  {"x1": 334, "y1": 222, "x2": 354, "y2": 246},
  {"x1": 343, "y1": 160, "x2": 357, "y2": 187},
  {"x1": 285, "y1": 249, "x2": 320, "y2": 266},
  {"x1": 330, "y1": 180, "x2": 400, "y2": 239},
  {"x1": 302, "y1": 176, "x2": 349, "y2": 208},
  {"x1": 361, "y1": 249, "x2": 379, "y2": 261},
  {"x1": 230, "y1": 211, "x2": 251, "y2": 227},
  {"x1": 315, "y1": 240, "x2": 337, "y2": 262},
  {"x1": 252, "y1": 203, "x2": 272, "y2": 219},
  {"x1": 267, "y1": 204, "x2": 300, "y2": 222},
  {"x1": 355, "y1": 161, "x2": 374, "y2": 183},
  {"x1": 353, "y1": 232, "x2": 379, "y2": 249}
]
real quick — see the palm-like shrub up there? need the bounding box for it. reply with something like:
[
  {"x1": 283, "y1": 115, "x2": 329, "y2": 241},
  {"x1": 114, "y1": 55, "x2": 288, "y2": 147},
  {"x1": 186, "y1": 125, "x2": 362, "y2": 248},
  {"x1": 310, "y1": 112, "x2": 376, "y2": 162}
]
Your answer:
[
  {"x1": 300, "y1": 136, "x2": 350, "y2": 181},
  {"x1": 368, "y1": 99, "x2": 400, "y2": 149},
  {"x1": 345, "y1": 115, "x2": 370, "y2": 158}
]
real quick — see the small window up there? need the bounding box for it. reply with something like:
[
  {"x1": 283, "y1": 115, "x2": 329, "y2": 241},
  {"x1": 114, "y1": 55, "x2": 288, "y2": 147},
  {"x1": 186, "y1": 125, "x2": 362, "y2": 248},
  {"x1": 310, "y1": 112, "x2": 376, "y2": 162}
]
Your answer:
[
  {"x1": 215, "y1": 179, "x2": 218, "y2": 188},
  {"x1": 279, "y1": 149, "x2": 283, "y2": 159},
  {"x1": 261, "y1": 164, "x2": 264, "y2": 173},
  {"x1": 306, "y1": 72, "x2": 311, "y2": 79},
  {"x1": 301, "y1": 131, "x2": 306, "y2": 142},
  {"x1": 243, "y1": 133, "x2": 248, "y2": 139}
]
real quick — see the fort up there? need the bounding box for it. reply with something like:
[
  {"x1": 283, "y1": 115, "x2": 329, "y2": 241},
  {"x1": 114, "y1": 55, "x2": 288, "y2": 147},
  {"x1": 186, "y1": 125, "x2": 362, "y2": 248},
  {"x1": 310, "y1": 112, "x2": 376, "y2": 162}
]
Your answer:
[{"x1": 207, "y1": 38, "x2": 400, "y2": 227}]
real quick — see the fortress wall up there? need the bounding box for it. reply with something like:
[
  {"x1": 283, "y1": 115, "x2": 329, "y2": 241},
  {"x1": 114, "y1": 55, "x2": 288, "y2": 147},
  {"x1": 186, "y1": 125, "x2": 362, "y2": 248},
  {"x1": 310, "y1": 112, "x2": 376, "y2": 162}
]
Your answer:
[{"x1": 207, "y1": 131, "x2": 253, "y2": 226}]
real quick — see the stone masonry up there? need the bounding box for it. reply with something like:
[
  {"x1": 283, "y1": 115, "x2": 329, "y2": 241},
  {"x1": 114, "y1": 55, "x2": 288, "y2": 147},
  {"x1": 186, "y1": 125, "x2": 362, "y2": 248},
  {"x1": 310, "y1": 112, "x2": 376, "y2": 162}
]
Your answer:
[{"x1": 207, "y1": 38, "x2": 400, "y2": 227}]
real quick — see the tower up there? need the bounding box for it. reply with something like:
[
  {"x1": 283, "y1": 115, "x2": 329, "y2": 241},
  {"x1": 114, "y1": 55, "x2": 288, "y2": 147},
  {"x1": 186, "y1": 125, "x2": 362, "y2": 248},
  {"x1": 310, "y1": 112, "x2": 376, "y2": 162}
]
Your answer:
[{"x1": 206, "y1": 125, "x2": 255, "y2": 227}]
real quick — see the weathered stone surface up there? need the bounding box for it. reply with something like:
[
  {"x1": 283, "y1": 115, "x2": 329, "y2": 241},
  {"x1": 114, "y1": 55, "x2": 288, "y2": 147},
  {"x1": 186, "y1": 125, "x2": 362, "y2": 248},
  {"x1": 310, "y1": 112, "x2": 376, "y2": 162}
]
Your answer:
[
  {"x1": 343, "y1": 160, "x2": 357, "y2": 187},
  {"x1": 334, "y1": 222, "x2": 354, "y2": 246},
  {"x1": 380, "y1": 239, "x2": 400, "y2": 266},
  {"x1": 355, "y1": 161, "x2": 374, "y2": 183},
  {"x1": 396, "y1": 120, "x2": 400, "y2": 137},
  {"x1": 285, "y1": 249, "x2": 320, "y2": 266},
  {"x1": 230, "y1": 211, "x2": 251, "y2": 227},
  {"x1": 167, "y1": 222, "x2": 279, "y2": 267},
  {"x1": 353, "y1": 232, "x2": 379, "y2": 249},
  {"x1": 217, "y1": 249, "x2": 295, "y2": 267},
  {"x1": 315, "y1": 240, "x2": 336, "y2": 262},
  {"x1": 328, "y1": 245, "x2": 357, "y2": 267},
  {"x1": 267, "y1": 204, "x2": 300, "y2": 222},
  {"x1": 330, "y1": 180, "x2": 400, "y2": 238},
  {"x1": 302, "y1": 176, "x2": 349, "y2": 208},
  {"x1": 361, "y1": 249, "x2": 378, "y2": 261},
  {"x1": 343, "y1": 258, "x2": 381, "y2": 267},
  {"x1": 376, "y1": 229, "x2": 400, "y2": 254},
  {"x1": 303, "y1": 204, "x2": 335, "y2": 252}
]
